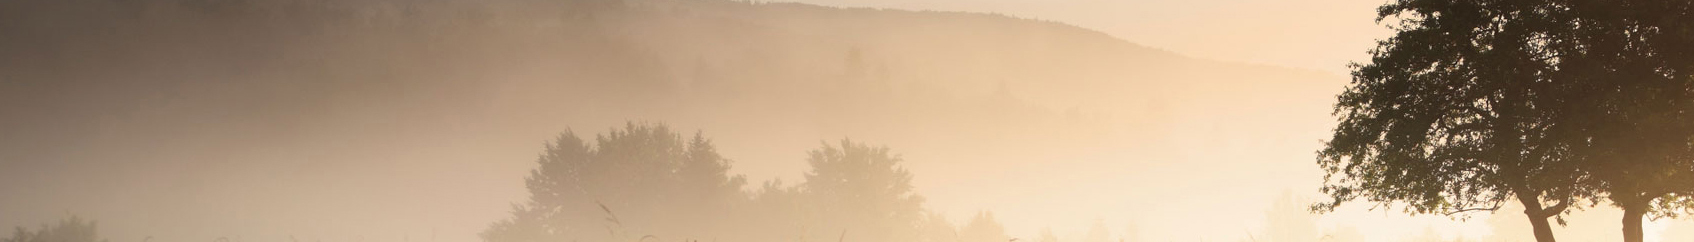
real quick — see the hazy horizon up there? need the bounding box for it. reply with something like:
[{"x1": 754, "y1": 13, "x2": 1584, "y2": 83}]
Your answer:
[{"x1": 2, "y1": 0, "x2": 1691, "y2": 242}]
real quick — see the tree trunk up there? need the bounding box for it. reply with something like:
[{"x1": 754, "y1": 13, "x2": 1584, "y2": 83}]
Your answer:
[
  {"x1": 1623, "y1": 204, "x2": 1646, "y2": 242},
  {"x1": 1526, "y1": 213, "x2": 1557, "y2": 242},
  {"x1": 1518, "y1": 198, "x2": 1558, "y2": 242},
  {"x1": 1613, "y1": 192, "x2": 1652, "y2": 242}
]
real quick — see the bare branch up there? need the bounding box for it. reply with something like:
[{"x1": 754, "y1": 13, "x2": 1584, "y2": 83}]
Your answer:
[{"x1": 1443, "y1": 205, "x2": 1501, "y2": 216}]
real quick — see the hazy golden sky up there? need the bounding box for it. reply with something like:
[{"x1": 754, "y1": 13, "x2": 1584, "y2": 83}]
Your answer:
[{"x1": 4, "y1": 0, "x2": 1693, "y2": 242}]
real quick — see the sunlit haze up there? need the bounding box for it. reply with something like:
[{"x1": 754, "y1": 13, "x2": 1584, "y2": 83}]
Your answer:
[{"x1": 2, "y1": 0, "x2": 1691, "y2": 242}]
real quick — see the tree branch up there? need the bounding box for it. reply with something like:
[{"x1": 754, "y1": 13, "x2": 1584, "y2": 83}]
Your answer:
[
  {"x1": 1443, "y1": 205, "x2": 1501, "y2": 216},
  {"x1": 1535, "y1": 198, "x2": 1571, "y2": 218}
]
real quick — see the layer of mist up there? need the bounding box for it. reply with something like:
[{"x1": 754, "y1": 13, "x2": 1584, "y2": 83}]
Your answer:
[{"x1": 9, "y1": 0, "x2": 1675, "y2": 241}]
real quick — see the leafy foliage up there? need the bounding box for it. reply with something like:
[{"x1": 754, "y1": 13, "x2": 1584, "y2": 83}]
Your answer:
[
  {"x1": 957, "y1": 211, "x2": 1007, "y2": 242},
  {"x1": 482, "y1": 122, "x2": 746, "y2": 242},
  {"x1": 800, "y1": 139, "x2": 926, "y2": 242},
  {"x1": 1318, "y1": 0, "x2": 1588, "y2": 220},
  {"x1": 1320, "y1": 0, "x2": 1694, "y2": 241},
  {"x1": 1316, "y1": 0, "x2": 1608, "y2": 241},
  {"x1": 484, "y1": 124, "x2": 938, "y2": 242},
  {"x1": 1536, "y1": 1, "x2": 1694, "y2": 241}
]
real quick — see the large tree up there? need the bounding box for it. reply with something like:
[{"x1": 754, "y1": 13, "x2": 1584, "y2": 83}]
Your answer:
[
  {"x1": 1314, "y1": 1, "x2": 1592, "y2": 241},
  {"x1": 1541, "y1": 1, "x2": 1694, "y2": 241},
  {"x1": 1319, "y1": 0, "x2": 1694, "y2": 241}
]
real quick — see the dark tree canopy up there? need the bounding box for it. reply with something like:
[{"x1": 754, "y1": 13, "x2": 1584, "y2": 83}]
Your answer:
[
  {"x1": 1320, "y1": 0, "x2": 1694, "y2": 241},
  {"x1": 1317, "y1": 0, "x2": 1593, "y2": 241},
  {"x1": 1540, "y1": 1, "x2": 1694, "y2": 241}
]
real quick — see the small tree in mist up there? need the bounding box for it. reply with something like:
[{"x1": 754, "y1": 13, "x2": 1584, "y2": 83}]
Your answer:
[
  {"x1": 916, "y1": 212, "x2": 959, "y2": 242},
  {"x1": 482, "y1": 122, "x2": 746, "y2": 242},
  {"x1": 958, "y1": 211, "x2": 1008, "y2": 242},
  {"x1": 802, "y1": 139, "x2": 925, "y2": 242},
  {"x1": 483, "y1": 124, "x2": 946, "y2": 242},
  {"x1": 747, "y1": 179, "x2": 812, "y2": 242},
  {"x1": 3, "y1": 217, "x2": 105, "y2": 242}
]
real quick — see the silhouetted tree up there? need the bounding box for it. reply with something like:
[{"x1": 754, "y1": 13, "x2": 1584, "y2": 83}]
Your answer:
[
  {"x1": 958, "y1": 211, "x2": 1008, "y2": 242},
  {"x1": 1539, "y1": 1, "x2": 1694, "y2": 241},
  {"x1": 1315, "y1": 1, "x2": 1596, "y2": 241},
  {"x1": 3, "y1": 217, "x2": 104, "y2": 242},
  {"x1": 802, "y1": 139, "x2": 925, "y2": 242},
  {"x1": 679, "y1": 131, "x2": 749, "y2": 207},
  {"x1": 486, "y1": 128, "x2": 948, "y2": 242},
  {"x1": 749, "y1": 179, "x2": 811, "y2": 242},
  {"x1": 1322, "y1": 1, "x2": 1694, "y2": 241}
]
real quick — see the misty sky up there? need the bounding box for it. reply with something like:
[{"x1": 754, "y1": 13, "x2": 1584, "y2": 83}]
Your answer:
[
  {"x1": 761, "y1": 0, "x2": 1684, "y2": 240},
  {"x1": 772, "y1": 0, "x2": 1380, "y2": 237},
  {"x1": 4, "y1": 0, "x2": 1693, "y2": 242}
]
